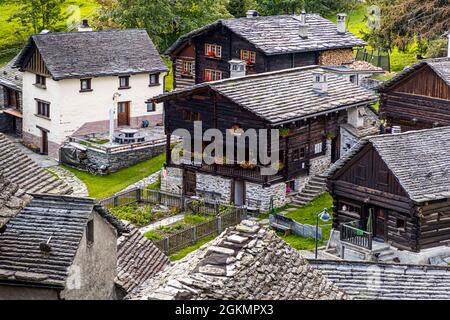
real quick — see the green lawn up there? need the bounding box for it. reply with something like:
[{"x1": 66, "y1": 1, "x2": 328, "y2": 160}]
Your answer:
[
  {"x1": 278, "y1": 193, "x2": 334, "y2": 251},
  {"x1": 63, "y1": 153, "x2": 166, "y2": 199}
]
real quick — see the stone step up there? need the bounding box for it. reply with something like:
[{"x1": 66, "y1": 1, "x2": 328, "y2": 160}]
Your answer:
[{"x1": 304, "y1": 185, "x2": 325, "y2": 192}]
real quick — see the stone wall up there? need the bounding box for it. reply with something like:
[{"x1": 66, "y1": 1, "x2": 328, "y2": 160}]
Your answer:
[
  {"x1": 161, "y1": 166, "x2": 183, "y2": 194},
  {"x1": 340, "y1": 127, "x2": 359, "y2": 157},
  {"x1": 309, "y1": 139, "x2": 332, "y2": 175},
  {"x1": 318, "y1": 49, "x2": 354, "y2": 65},
  {"x1": 85, "y1": 143, "x2": 165, "y2": 173},
  {"x1": 293, "y1": 173, "x2": 310, "y2": 193},
  {"x1": 196, "y1": 173, "x2": 232, "y2": 203},
  {"x1": 246, "y1": 181, "x2": 286, "y2": 212}
]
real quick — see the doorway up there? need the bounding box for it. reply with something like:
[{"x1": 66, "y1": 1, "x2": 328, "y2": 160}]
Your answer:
[
  {"x1": 331, "y1": 134, "x2": 340, "y2": 163},
  {"x1": 117, "y1": 102, "x2": 130, "y2": 126},
  {"x1": 41, "y1": 129, "x2": 48, "y2": 155},
  {"x1": 233, "y1": 180, "x2": 245, "y2": 206},
  {"x1": 374, "y1": 208, "x2": 386, "y2": 240},
  {"x1": 183, "y1": 169, "x2": 197, "y2": 196}
]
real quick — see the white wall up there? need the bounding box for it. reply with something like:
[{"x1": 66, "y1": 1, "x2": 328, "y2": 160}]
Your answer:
[{"x1": 22, "y1": 71, "x2": 166, "y2": 145}]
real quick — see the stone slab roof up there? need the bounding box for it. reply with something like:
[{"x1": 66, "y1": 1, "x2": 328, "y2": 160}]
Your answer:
[
  {"x1": 116, "y1": 223, "x2": 170, "y2": 293},
  {"x1": 127, "y1": 220, "x2": 347, "y2": 300},
  {"x1": 0, "y1": 54, "x2": 22, "y2": 92},
  {"x1": 378, "y1": 57, "x2": 450, "y2": 91},
  {"x1": 325, "y1": 126, "x2": 450, "y2": 203},
  {"x1": 0, "y1": 174, "x2": 32, "y2": 229},
  {"x1": 14, "y1": 29, "x2": 168, "y2": 80},
  {"x1": 0, "y1": 133, "x2": 71, "y2": 195},
  {"x1": 166, "y1": 14, "x2": 366, "y2": 56},
  {"x1": 0, "y1": 194, "x2": 96, "y2": 288},
  {"x1": 310, "y1": 259, "x2": 450, "y2": 300},
  {"x1": 340, "y1": 106, "x2": 380, "y2": 139},
  {"x1": 155, "y1": 66, "x2": 377, "y2": 124}
]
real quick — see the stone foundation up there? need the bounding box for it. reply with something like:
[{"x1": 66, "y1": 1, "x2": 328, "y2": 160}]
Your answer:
[
  {"x1": 196, "y1": 173, "x2": 232, "y2": 203},
  {"x1": 161, "y1": 167, "x2": 183, "y2": 195},
  {"x1": 246, "y1": 181, "x2": 287, "y2": 212},
  {"x1": 293, "y1": 173, "x2": 310, "y2": 193}
]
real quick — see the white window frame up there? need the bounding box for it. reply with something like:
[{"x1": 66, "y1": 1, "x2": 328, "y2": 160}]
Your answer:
[
  {"x1": 205, "y1": 44, "x2": 222, "y2": 58},
  {"x1": 204, "y1": 69, "x2": 222, "y2": 82},
  {"x1": 314, "y1": 142, "x2": 323, "y2": 154}
]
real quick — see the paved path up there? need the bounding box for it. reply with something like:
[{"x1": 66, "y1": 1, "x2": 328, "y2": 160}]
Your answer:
[
  {"x1": 123, "y1": 170, "x2": 161, "y2": 192},
  {"x1": 139, "y1": 213, "x2": 185, "y2": 234},
  {"x1": 47, "y1": 166, "x2": 89, "y2": 197},
  {"x1": 8, "y1": 135, "x2": 58, "y2": 168}
]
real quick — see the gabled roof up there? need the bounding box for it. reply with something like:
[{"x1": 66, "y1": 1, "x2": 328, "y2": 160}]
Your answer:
[
  {"x1": 116, "y1": 223, "x2": 170, "y2": 293},
  {"x1": 378, "y1": 57, "x2": 450, "y2": 91},
  {"x1": 310, "y1": 259, "x2": 450, "y2": 300},
  {"x1": 325, "y1": 126, "x2": 450, "y2": 203},
  {"x1": 127, "y1": 220, "x2": 347, "y2": 300},
  {"x1": 0, "y1": 133, "x2": 71, "y2": 195},
  {"x1": 155, "y1": 66, "x2": 377, "y2": 124},
  {"x1": 14, "y1": 29, "x2": 168, "y2": 80},
  {"x1": 0, "y1": 55, "x2": 22, "y2": 91},
  {"x1": 0, "y1": 194, "x2": 96, "y2": 288},
  {"x1": 166, "y1": 14, "x2": 366, "y2": 56},
  {"x1": 0, "y1": 174, "x2": 32, "y2": 229}
]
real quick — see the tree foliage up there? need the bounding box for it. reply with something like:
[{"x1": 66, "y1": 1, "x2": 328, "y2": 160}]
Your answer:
[{"x1": 9, "y1": 0, "x2": 69, "y2": 34}]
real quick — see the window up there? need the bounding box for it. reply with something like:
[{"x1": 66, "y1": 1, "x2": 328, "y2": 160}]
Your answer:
[
  {"x1": 80, "y1": 78, "x2": 92, "y2": 91},
  {"x1": 240, "y1": 49, "x2": 256, "y2": 64},
  {"x1": 147, "y1": 101, "x2": 156, "y2": 112},
  {"x1": 204, "y1": 69, "x2": 222, "y2": 82},
  {"x1": 392, "y1": 125, "x2": 401, "y2": 134},
  {"x1": 35, "y1": 75, "x2": 46, "y2": 88},
  {"x1": 299, "y1": 147, "x2": 306, "y2": 158},
  {"x1": 377, "y1": 170, "x2": 389, "y2": 186},
  {"x1": 183, "y1": 110, "x2": 201, "y2": 121},
  {"x1": 119, "y1": 76, "x2": 130, "y2": 89},
  {"x1": 349, "y1": 75, "x2": 357, "y2": 83},
  {"x1": 86, "y1": 219, "x2": 94, "y2": 246},
  {"x1": 182, "y1": 60, "x2": 194, "y2": 75},
  {"x1": 314, "y1": 142, "x2": 323, "y2": 154},
  {"x1": 396, "y1": 217, "x2": 405, "y2": 231},
  {"x1": 36, "y1": 100, "x2": 50, "y2": 118},
  {"x1": 149, "y1": 73, "x2": 159, "y2": 86},
  {"x1": 356, "y1": 164, "x2": 367, "y2": 181},
  {"x1": 205, "y1": 44, "x2": 222, "y2": 58},
  {"x1": 293, "y1": 149, "x2": 300, "y2": 161}
]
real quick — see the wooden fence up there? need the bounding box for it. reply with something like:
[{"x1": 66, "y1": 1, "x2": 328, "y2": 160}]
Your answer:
[{"x1": 153, "y1": 208, "x2": 247, "y2": 255}]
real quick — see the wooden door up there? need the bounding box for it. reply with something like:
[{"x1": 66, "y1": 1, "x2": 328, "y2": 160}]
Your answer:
[
  {"x1": 233, "y1": 180, "x2": 245, "y2": 206},
  {"x1": 331, "y1": 134, "x2": 340, "y2": 163},
  {"x1": 374, "y1": 208, "x2": 386, "y2": 240},
  {"x1": 183, "y1": 170, "x2": 196, "y2": 196},
  {"x1": 41, "y1": 130, "x2": 48, "y2": 155},
  {"x1": 117, "y1": 102, "x2": 130, "y2": 126}
]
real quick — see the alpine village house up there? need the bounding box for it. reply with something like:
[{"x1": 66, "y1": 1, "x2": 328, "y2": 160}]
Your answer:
[
  {"x1": 156, "y1": 66, "x2": 377, "y2": 211},
  {"x1": 326, "y1": 126, "x2": 450, "y2": 252},
  {"x1": 0, "y1": 55, "x2": 22, "y2": 135},
  {"x1": 12, "y1": 24, "x2": 168, "y2": 160},
  {"x1": 166, "y1": 10, "x2": 378, "y2": 89}
]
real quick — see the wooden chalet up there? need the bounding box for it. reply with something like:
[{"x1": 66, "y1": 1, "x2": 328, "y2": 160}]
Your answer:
[
  {"x1": 326, "y1": 126, "x2": 450, "y2": 252},
  {"x1": 154, "y1": 66, "x2": 377, "y2": 211},
  {"x1": 379, "y1": 57, "x2": 450, "y2": 132},
  {"x1": 166, "y1": 11, "x2": 366, "y2": 89},
  {"x1": 0, "y1": 55, "x2": 22, "y2": 135}
]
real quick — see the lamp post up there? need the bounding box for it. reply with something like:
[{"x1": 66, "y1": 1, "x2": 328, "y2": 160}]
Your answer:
[
  {"x1": 109, "y1": 92, "x2": 121, "y2": 144},
  {"x1": 315, "y1": 208, "x2": 331, "y2": 259}
]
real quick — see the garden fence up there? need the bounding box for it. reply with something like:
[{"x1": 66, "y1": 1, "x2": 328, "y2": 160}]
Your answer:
[{"x1": 153, "y1": 208, "x2": 247, "y2": 255}]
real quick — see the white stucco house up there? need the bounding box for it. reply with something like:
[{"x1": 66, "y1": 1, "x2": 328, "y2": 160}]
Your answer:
[{"x1": 13, "y1": 27, "x2": 168, "y2": 160}]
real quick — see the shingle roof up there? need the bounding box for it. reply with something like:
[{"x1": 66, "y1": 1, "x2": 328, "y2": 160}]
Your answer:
[
  {"x1": 166, "y1": 14, "x2": 366, "y2": 56},
  {"x1": 0, "y1": 55, "x2": 22, "y2": 91},
  {"x1": 156, "y1": 66, "x2": 377, "y2": 124},
  {"x1": 14, "y1": 29, "x2": 168, "y2": 80},
  {"x1": 0, "y1": 133, "x2": 71, "y2": 195},
  {"x1": 310, "y1": 259, "x2": 450, "y2": 300},
  {"x1": 326, "y1": 126, "x2": 450, "y2": 203},
  {"x1": 116, "y1": 223, "x2": 170, "y2": 293},
  {"x1": 0, "y1": 174, "x2": 32, "y2": 229},
  {"x1": 0, "y1": 194, "x2": 96, "y2": 288},
  {"x1": 378, "y1": 57, "x2": 450, "y2": 91},
  {"x1": 127, "y1": 220, "x2": 347, "y2": 300}
]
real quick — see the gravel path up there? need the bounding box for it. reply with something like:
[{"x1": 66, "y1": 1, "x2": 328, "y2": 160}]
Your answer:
[
  {"x1": 47, "y1": 166, "x2": 89, "y2": 197},
  {"x1": 122, "y1": 170, "x2": 161, "y2": 192}
]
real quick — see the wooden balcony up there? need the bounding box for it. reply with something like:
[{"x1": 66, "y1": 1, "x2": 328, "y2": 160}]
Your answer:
[{"x1": 340, "y1": 220, "x2": 373, "y2": 250}]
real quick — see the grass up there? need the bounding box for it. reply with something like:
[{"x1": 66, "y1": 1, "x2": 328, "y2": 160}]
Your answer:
[
  {"x1": 169, "y1": 234, "x2": 218, "y2": 261},
  {"x1": 62, "y1": 153, "x2": 165, "y2": 199},
  {"x1": 278, "y1": 193, "x2": 334, "y2": 251},
  {"x1": 163, "y1": 56, "x2": 174, "y2": 91}
]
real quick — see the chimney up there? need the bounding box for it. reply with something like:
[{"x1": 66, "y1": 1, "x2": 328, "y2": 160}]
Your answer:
[
  {"x1": 78, "y1": 19, "x2": 93, "y2": 32},
  {"x1": 337, "y1": 13, "x2": 347, "y2": 34},
  {"x1": 312, "y1": 71, "x2": 328, "y2": 94},
  {"x1": 229, "y1": 59, "x2": 246, "y2": 78},
  {"x1": 347, "y1": 107, "x2": 365, "y2": 128},
  {"x1": 246, "y1": 10, "x2": 259, "y2": 18},
  {"x1": 299, "y1": 23, "x2": 308, "y2": 39},
  {"x1": 299, "y1": 10, "x2": 306, "y2": 24}
]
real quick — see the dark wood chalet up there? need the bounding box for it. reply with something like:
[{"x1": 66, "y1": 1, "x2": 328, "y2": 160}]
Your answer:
[
  {"x1": 154, "y1": 66, "x2": 377, "y2": 211},
  {"x1": 326, "y1": 126, "x2": 450, "y2": 252},
  {"x1": 0, "y1": 55, "x2": 22, "y2": 135},
  {"x1": 379, "y1": 57, "x2": 450, "y2": 132},
  {"x1": 166, "y1": 11, "x2": 366, "y2": 89}
]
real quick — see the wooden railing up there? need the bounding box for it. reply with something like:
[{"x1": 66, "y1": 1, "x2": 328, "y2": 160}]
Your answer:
[{"x1": 340, "y1": 220, "x2": 373, "y2": 250}]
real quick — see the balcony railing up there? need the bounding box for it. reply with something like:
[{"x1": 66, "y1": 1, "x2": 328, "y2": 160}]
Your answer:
[{"x1": 340, "y1": 220, "x2": 373, "y2": 250}]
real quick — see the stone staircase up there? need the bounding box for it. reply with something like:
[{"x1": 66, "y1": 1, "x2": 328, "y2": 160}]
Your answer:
[
  {"x1": 292, "y1": 174, "x2": 328, "y2": 207},
  {"x1": 371, "y1": 243, "x2": 399, "y2": 263}
]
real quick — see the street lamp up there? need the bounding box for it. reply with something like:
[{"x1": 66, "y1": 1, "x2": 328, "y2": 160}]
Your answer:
[
  {"x1": 315, "y1": 208, "x2": 331, "y2": 259},
  {"x1": 109, "y1": 92, "x2": 121, "y2": 144}
]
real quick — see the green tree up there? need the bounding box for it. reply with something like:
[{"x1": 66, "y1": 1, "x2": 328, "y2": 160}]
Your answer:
[
  {"x1": 256, "y1": 0, "x2": 304, "y2": 15},
  {"x1": 227, "y1": 0, "x2": 257, "y2": 17},
  {"x1": 9, "y1": 0, "x2": 69, "y2": 34}
]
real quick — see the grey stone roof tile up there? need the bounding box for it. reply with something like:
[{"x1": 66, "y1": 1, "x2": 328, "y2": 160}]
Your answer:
[{"x1": 0, "y1": 54, "x2": 22, "y2": 91}]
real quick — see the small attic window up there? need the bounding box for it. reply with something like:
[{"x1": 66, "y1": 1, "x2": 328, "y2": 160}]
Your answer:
[{"x1": 86, "y1": 219, "x2": 94, "y2": 246}]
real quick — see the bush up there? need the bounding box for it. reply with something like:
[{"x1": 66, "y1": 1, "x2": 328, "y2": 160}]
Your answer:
[
  {"x1": 184, "y1": 214, "x2": 208, "y2": 225},
  {"x1": 144, "y1": 230, "x2": 163, "y2": 241},
  {"x1": 110, "y1": 205, "x2": 153, "y2": 226},
  {"x1": 426, "y1": 38, "x2": 448, "y2": 58}
]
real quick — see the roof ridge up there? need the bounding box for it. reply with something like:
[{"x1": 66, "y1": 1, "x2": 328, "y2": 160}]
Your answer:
[{"x1": 32, "y1": 28, "x2": 147, "y2": 37}]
